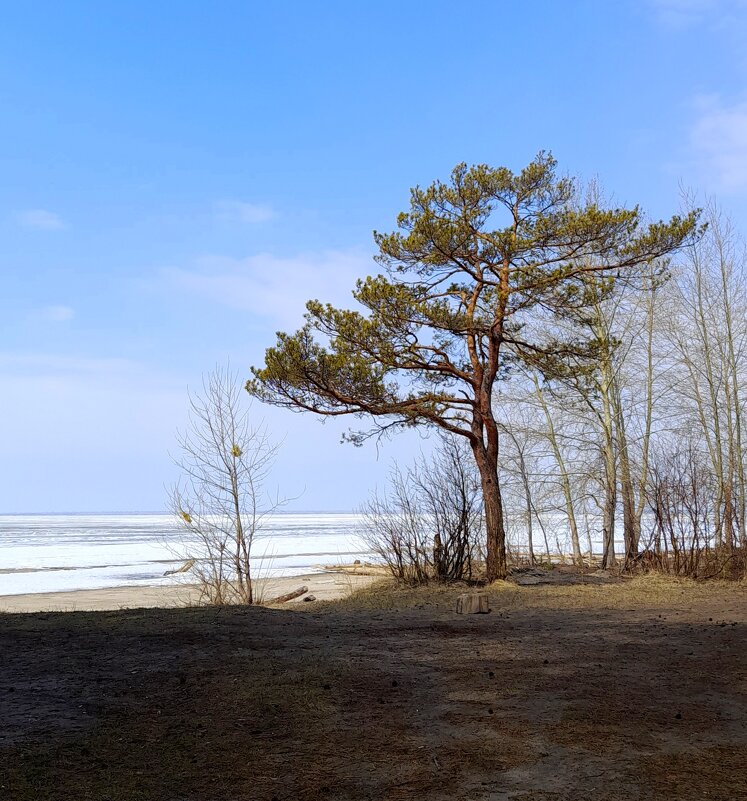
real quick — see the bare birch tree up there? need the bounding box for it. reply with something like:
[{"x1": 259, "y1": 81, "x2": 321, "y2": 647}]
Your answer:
[
  {"x1": 529, "y1": 372, "x2": 584, "y2": 565},
  {"x1": 664, "y1": 202, "x2": 747, "y2": 552}
]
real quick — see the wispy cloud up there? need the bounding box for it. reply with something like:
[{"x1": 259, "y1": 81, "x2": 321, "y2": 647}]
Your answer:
[
  {"x1": 214, "y1": 200, "x2": 276, "y2": 224},
  {"x1": 34, "y1": 305, "x2": 75, "y2": 323},
  {"x1": 15, "y1": 209, "x2": 67, "y2": 230},
  {"x1": 689, "y1": 94, "x2": 747, "y2": 191},
  {"x1": 162, "y1": 248, "x2": 373, "y2": 328},
  {"x1": 651, "y1": 0, "x2": 747, "y2": 28},
  {"x1": 652, "y1": 0, "x2": 717, "y2": 25}
]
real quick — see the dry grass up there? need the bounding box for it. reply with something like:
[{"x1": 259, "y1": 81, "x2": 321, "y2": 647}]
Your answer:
[
  {"x1": 322, "y1": 577, "x2": 463, "y2": 611},
  {"x1": 324, "y1": 571, "x2": 747, "y2": 613}
]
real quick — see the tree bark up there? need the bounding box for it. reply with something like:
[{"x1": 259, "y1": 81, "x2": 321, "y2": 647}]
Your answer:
[
  {"x1": 483, "y1": 477, "x2": 507, "y2": 581},
  {"x1": 613, "y1": 379, "x2": 639, "y2": 567},
  {"x1": 520, "y1": 458, "x2": 536, "y2": 565},
  {"x1": 714, "y1": 211, "x2": 746, "y2": 547},
  {"x1": 472, "y1": 442, "x2": 507, "y2": 581},
  {"x1": 635, "y1": 278, "x2": 656, "y2": 542},
  {"x1": 598, "y1": 336, "x2": 617, "y2": 569},
  {"x1": 600, "y1": 405, "x2": 617, "y2": 569},
  {"x1": 601, "y1": 445, "x2": 617, "y2": 569}
]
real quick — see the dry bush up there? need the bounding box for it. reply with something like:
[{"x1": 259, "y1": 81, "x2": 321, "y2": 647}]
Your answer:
[
  {"x1": 643, "y1": 444, "x2": 746, "y2": 579},
  {"x1": 359, "y1": 435, "x2": 483, "y2": 585}
]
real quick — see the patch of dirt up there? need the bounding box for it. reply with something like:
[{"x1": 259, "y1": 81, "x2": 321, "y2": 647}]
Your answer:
[
  {"x1": 507, "y1": 565, "x2": 622, "y2": 586},
  {"x1": 0, "y1": 581, "x2": 745, "y2": 800}
]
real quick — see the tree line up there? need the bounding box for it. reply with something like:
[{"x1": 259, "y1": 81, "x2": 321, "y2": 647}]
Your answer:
[
  {"x1": 172, "y1": 153, "x2": 746, "y2": 602},
  {"x1": 495, "y1": 198, "x2": 747, "y2": 578},
  {"x1": 248, "y1": 152, "x2": 720, "y2": 582}
]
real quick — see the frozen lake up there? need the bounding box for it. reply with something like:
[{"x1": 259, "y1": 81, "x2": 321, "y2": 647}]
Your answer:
[{"x1": 0, "y1": 512, "x2": 372, "y2": 595}]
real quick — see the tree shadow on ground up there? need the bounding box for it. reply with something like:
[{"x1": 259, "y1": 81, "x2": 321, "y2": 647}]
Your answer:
[{"x1": 1, "y1": 589, "x2": 745, "y2": 801}]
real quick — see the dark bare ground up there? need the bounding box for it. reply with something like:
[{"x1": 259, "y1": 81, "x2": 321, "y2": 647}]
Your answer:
[{"x1": 0, "y1": 577, "x2": 745, "y2": 801}]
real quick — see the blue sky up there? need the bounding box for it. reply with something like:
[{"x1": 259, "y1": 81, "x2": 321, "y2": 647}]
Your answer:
[{"x1": 2, "y1": 0, "x2": 747, "y2": 512}]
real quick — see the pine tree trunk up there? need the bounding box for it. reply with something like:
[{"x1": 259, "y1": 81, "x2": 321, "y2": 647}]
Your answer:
[
  {"x1": 472, "y1": 443, "x2": 507, "y2": 581},
  {"x1": 483, "y1": 476, "x2": 507, "y2": 581}
]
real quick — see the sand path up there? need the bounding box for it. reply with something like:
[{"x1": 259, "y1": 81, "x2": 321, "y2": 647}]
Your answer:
[{"x1": 0, "y1": 571, "x2": 380, "y2": 612}]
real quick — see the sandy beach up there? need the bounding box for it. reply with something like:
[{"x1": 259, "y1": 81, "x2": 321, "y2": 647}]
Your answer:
[{"x1": 0, "y1": 571, "x2": 382, "y2": 613}]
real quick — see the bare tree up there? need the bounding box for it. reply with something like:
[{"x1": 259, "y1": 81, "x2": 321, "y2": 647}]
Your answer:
[
  {"x1": 500, "y1": 423, "x2": 539, "y2": 565},
  {"x1": 664, "y1": 201, "x2": 747, "y2": 552},
  {"x1": 169, "y1": 365, "x2": 283, "y2": 605},
  {"x1": 528, "y1": 372, "x2": 584, "y2": 565}
]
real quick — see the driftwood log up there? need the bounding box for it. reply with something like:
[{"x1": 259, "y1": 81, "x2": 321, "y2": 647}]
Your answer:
[
  {"x1": 455, "y1": 592, "x2": 490, "y2": 614},
  {"x1": 267, "y1": 585, "x2": 309, "y2": 604},
  {"x1": 163, "y1": 558, "x2": 196, "y2": 576}
]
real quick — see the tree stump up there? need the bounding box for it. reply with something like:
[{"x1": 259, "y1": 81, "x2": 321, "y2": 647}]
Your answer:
[{"x1": 455, "y1": 592, "x2": 490, "y2": 614}]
